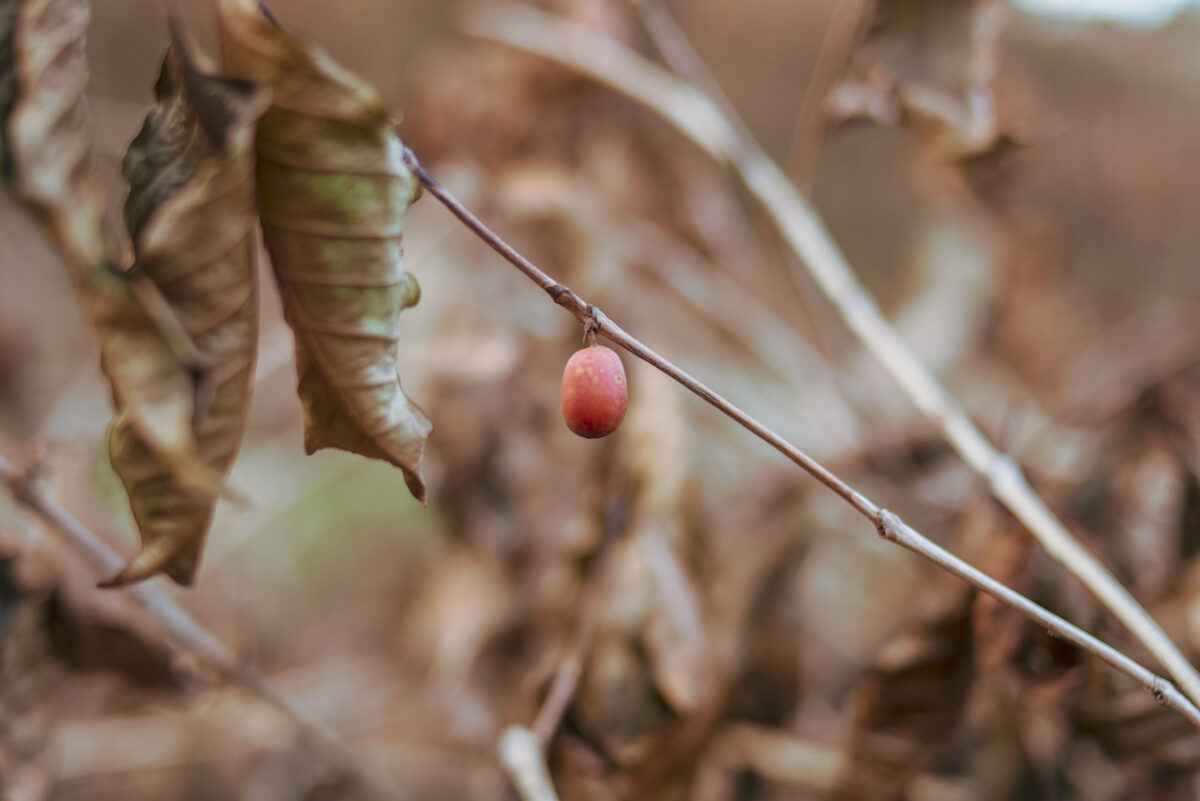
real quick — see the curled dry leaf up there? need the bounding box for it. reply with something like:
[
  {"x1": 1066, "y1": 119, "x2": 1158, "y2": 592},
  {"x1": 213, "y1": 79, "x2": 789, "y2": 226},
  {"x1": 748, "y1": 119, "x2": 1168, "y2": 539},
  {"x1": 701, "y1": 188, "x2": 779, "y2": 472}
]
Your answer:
[
  {"x1": 834, "y1": 588, "x2": 975, "y2": 801},
  {"x1": 1, "y1": 0, "x2": 107, "y2": 267},
  {"x1": 1, "y1": 0, "x2": 236, "y2": 534},
  {"x1": 102, "y1": 13, "x2": 268, "y2": 587},
  {"x1": 1078, "y1": 670, "x2": 1200, "y2": 773},
  {"x1": 218, "y1": 0, "x2": 432, "y2": 500}
]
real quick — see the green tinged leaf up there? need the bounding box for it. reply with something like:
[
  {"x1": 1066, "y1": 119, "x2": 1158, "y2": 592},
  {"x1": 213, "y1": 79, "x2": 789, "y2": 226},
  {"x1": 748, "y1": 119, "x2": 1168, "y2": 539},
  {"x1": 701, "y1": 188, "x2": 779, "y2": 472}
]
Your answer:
[
  {"x1": 218, "y1": 0, "x2": 432, "y2": 501},
  {"x1": 102, "y1": 12, "x2": 268, "y2": 587}
]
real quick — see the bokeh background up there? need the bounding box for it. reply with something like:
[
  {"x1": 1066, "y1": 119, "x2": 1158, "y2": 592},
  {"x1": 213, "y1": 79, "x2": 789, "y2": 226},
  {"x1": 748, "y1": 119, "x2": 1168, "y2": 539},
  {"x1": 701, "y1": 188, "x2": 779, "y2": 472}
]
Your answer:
[{"x1": 4, "y1": 0, "x2": 1200, "y2": 799}]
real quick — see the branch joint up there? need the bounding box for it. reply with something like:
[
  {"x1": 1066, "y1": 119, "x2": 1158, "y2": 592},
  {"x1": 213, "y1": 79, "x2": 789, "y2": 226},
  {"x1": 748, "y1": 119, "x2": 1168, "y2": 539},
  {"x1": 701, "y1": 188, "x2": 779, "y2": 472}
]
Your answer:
[{"x1": 875, "y1": 508, "x2": 902, "y2": 543}]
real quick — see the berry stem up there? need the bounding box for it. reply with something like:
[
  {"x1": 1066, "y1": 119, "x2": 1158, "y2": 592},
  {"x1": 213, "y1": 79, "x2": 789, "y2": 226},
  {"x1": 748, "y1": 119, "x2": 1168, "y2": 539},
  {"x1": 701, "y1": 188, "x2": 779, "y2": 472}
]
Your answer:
[{"x1": 583, "y1": 305, "x2": 598, "y2": 346}]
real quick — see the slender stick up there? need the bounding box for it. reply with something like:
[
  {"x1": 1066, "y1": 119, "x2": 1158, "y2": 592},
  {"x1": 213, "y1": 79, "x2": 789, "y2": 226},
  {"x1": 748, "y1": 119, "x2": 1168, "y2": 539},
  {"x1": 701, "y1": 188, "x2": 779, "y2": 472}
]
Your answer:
[
  {"x1": 498, "y1": 726, "x2": 562, "y2": 801},
  {"x1": 460, "y1": 0, "x2": 1200, "y2": 715},
  {"x1": 401, "y1": 149, "x2": 1200, "y2": 729},
  {"x1": 0, "y1": 454, "x2": 406, "y2": 801}
]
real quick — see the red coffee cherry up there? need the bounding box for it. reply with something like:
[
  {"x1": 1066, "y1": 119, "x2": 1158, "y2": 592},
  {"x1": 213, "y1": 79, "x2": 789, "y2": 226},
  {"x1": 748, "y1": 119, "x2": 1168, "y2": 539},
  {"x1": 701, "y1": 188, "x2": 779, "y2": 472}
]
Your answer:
[{"x1": 561, "y1": 345, "x2": 628, "y2": 438}]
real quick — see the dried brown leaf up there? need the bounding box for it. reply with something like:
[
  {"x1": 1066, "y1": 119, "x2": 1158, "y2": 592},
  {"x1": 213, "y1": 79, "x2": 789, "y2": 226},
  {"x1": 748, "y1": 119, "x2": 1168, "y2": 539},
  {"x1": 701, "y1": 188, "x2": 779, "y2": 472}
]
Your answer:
[
  {"x1": 575, "y1": 632, "x2": 675, "y2": 767},
  {"x1": 218, "y1": 0, "x2": 431, "y2": 500},
  {"x1": 1079, "y1": 677, "x2": 1200, "y2": 772},
  {"x1": 0, "y1": 0, "x2": 237, "y2": 537},
  {"x1": 1162, "y1": 372, "x2": 1200, "y2": 487},
  {"x1": 2, "y1": 0, "x2": 108, "y2": 268},
  {"x1": 548, "y1": 733, "x2": 625, "y2": 801},
  {"x1": 835, "y1": 588, "x2": 975, "y2": 801},
  {"x1": 725, "y1": 546, "x2": 805, "y2": 726},
  {"x1": 846, "y1": 0, "x2": 1013, "y2": 161},
  {"x1": 46, "y1": 588, "x2": 177, "y2": 685},
  {"x1": 971, "y1": 528, "x2": 1034, "y2": 673},
  {"x1": 101, "y1": 12, "x2": 268, "y2": 587},
  {"x1": 959, "y1": 497, "x2": 1035, "y2": 672},
  {"x1": 87, "y1": 269, "x2": 219, "y2": 505}
]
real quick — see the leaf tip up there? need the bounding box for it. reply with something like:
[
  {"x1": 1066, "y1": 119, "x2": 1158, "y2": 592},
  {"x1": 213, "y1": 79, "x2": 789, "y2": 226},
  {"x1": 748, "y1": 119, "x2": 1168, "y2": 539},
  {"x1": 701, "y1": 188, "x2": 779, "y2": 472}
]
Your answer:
[
  {"x1": 98, "y1": 534, "x2": 202, "y2": 588},
  {"x1": 404, "y1": 466, "x2": 427, "y2": 507}
]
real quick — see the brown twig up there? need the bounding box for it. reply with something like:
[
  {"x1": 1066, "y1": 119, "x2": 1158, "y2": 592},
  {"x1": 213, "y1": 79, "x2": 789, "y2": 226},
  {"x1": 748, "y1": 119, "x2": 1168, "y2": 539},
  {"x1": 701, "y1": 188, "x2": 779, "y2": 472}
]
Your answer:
[
  {"x1": 400, "y1": 149, "x2": 1200, "y2": 729},
  {"x1": 0, "y1": 453, "x2": 406, "y2": 801},
  {"x1": 404, "y1": 152, "x2": 875, "y2": 520},
  {"x1": 459, "y1": 0, "x2": 1200, "y2": 719}
]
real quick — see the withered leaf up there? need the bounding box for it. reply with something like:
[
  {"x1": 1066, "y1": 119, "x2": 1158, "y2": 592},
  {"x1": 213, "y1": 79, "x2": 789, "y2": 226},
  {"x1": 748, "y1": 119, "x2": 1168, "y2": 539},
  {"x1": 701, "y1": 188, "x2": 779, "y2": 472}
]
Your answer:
[
  {"x1": 1, "y1": 0, "x2": 232, "y2": 525},
  {"x1": 1079, "y1": 676, "x2": 1200, "y2": 771},
  {"x1": 834, "y1": 588, "x2": 975, "y2": 801},
  {"x1": 101, "y1": 11, "x2": 268, "y2": 587},
  {"x1": 46, "y1": 585, "x2": 178, "y2": 685},
  {"x1": 218, "y1": 0, "x2": 431, "y2": 501},
  {"x1": 2, "y1": 0, "x2": 108, "y2": 267}
]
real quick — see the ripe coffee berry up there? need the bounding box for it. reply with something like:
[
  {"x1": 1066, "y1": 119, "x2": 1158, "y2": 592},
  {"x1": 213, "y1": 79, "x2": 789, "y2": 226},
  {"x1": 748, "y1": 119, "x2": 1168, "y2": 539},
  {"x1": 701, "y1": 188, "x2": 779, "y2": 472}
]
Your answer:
[{"x1": 561, "y1": 345, "x2": 628, "y2": 438}]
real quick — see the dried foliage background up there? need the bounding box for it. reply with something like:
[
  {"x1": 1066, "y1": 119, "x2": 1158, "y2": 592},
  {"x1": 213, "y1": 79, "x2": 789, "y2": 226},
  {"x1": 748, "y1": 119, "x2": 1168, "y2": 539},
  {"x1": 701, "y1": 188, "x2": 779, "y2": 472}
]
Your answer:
[{"x1": 3, "y1": 1, "x2": 1200, "y2": 799}]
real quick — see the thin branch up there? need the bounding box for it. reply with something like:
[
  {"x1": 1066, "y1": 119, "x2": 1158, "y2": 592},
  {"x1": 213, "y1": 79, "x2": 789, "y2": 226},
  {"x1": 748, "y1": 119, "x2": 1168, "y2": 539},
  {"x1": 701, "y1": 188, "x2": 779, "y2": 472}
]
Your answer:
[
  {"x1": 0, "y1": 454, "x2": 406, "y2": 801},
  {"x1": 459, "y1": 0, "x2": 1200, "y2": 715},
  {"x1": 401, "y1": 148, "x2": 1200, "y2": 728},
  {"x1": 404, "y1": 151, "x2": 875, "y2": 520}
]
